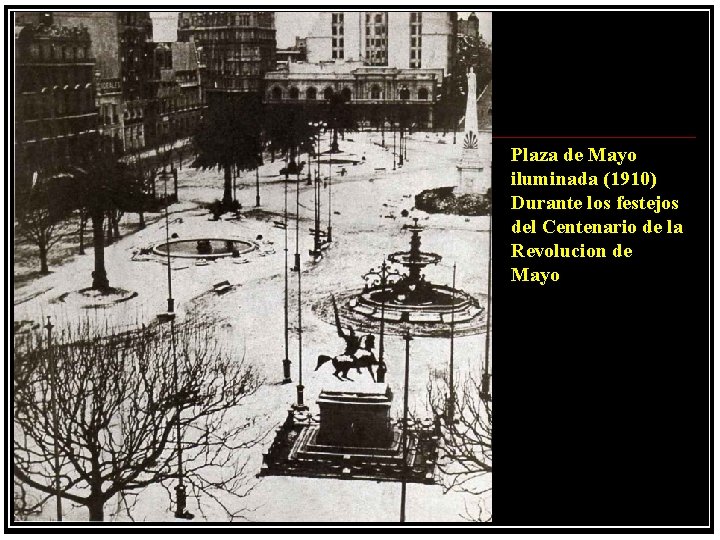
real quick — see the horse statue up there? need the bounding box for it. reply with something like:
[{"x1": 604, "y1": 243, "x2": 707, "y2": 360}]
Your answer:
[
  {"x1": 315, "y1": 334, "x2": 380, "y2": 382},
  {"x1": 317, "y1": 295, "x2": 383, "y2": 381}
]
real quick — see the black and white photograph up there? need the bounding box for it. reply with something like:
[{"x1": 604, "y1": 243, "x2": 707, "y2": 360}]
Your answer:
[{"x1": 12, "y1": 9, "x2": 492, "y2": 523}]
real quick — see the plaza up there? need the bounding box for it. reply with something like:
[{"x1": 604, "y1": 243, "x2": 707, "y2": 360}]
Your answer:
[{"x1": 13, "y1": 128, "x2": 492, "y2": 522}]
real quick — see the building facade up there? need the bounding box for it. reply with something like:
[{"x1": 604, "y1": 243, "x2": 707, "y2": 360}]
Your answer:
[
  {"x1": 48, "y1": 11, "x2": 153, "y2": 151},
  {"x1": 144, "y1": 42, "x2": 204, "y2": 148},
  {"x1": 264, "y1": 11, "x2": 456, "y2": 129},
  {"x1": 15, "y1": 21, "x2": 98, "y2": 187},
  {"x1": 265, "y1": 61, "x2": 442, "y2": 128},
  {"x1": 276, "y1": 36, "x2": 307, "y2": 70},
  {"x1": 457, "y1": 12, "x2": 480, "y2": 39},
  {"x1": 305, "y1": 11, "x2": 456, "y2": 75},
  {"x1": 177, "y1": 11, "x2": 276, "y2": 95}
]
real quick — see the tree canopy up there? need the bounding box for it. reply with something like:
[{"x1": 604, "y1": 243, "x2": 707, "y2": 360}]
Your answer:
[
  {"x1": 14, "y1": 317, "x2": 264, "y2": 521},
  {"x1": 193, "y1": 94, "x2": 263, "y2": 208}
]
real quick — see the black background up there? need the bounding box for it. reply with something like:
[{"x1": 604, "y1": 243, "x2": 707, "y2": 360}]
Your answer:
[{"x1": 492, "y1": 9, "x2": 711, "y2": 526}]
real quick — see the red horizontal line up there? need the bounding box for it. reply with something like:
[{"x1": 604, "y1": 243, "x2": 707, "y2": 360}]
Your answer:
[{"x1": 492, "y1": 136, "x2": 697, "y2": 139}]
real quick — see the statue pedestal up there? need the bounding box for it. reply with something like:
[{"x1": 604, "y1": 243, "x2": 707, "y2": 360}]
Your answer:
[
  {"x1": 316, "y1": 382, "x2": 393, "y2": 448},
  {"x1": 259, "y1": 381, "x2": 439, "y2": 483},
  {"x1": 457, "y1": 151, "x2": 490, "y2": 195}
]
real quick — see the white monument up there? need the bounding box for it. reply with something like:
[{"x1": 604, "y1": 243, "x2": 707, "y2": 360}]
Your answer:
[{"x1": 457, "y1": 67, "x2": 491, "y2": 194}]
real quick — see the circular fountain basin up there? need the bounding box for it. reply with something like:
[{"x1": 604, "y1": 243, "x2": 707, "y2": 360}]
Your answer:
[
  {"x1": 153, "y1": 238, "x2": 256, "y2": 259},
  {"x1": 359, "y1": 284, "x2": 473, "y2": 313}
]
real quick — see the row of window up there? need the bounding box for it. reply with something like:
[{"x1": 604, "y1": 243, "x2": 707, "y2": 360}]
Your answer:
[
  {"x1": 365, "y1": 13, "x2": 388, "y2": 67},
  {"x1": 269, "y1": 85, "x2": 430, "y2": 101},
  {"x1": 366, "y1": 25, "x2": 387, "y2": 36},
  {"x1": 27, "y1": 42, "x2": 89, "y2": 62},
  {"x1": 410, "y1": 12, "x2": 423, "y2": 68},
  {"x1": 186, "y1": 13, "x2": 253, "y2": 27},
  {"x1": 366, "y1": 13, "x2": 385, "y2": 24},
  {"x1": 189, "y1": 28, "x2": 272, "y2": 43},
  {"x1": 332, "y1": 12, "x2": 345, "y2": 60},
  {"x1": 17, "y1": 66, "x2": 93, "y2": 93},
  {"x1": 21, "y1": 90, "x2": 94, "y2": 120}
]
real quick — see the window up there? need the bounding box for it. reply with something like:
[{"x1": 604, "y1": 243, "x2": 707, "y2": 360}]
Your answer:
[
  {"x1": 289, "y1": 87, "x2": 299, "y2": 99},
  {"x1": 332, "y1": 12, "x2": 344, "y2": 59},
  {"x1": 370, "y1": 85, "x2": 381, "y2": 99},
  {"x1": 323, "y1": 87, "x2": 334, "y2": 100},
  {"x1": 306, "y1": 87, "x2": 317, "y2": 100},
  {"x1": 410, "y1": 12, "x2": 422, "y2": 67},
  {"x1": 418, "y1": 87, "x2": 429, "y2": 100},
  {"x1": 399, "y1": 87, "x2": 410, "y2": 100},
  {"x1": 365, "y1": 12, "x2": 388, "y2": 66},
  {"x1": 341, "y1": 87, "x2": 352, "y2": 102}
]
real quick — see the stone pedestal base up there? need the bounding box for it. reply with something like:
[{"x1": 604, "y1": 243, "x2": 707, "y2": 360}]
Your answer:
[
  {"x1": 316, "y1": 382, "x2": 393, "y2": 448},
  {"x1": 457, "y1": 163, "x2": 490, "y2": 195}
]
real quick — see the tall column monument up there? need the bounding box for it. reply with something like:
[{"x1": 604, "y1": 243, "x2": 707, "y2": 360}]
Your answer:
[{"x1": 457, "y1": 67, "x2": 490, "y2": 194}]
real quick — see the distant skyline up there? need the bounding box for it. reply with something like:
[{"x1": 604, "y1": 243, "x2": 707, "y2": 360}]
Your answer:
[{"x1": 150, "y1": 11, "x2": 491, "y2": 45}]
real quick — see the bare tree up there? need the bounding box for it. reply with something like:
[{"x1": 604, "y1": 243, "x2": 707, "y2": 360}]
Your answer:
[
  {"x1": 428, "y1": 374, "x2": 492, "y2": 522},
  {"x1": 14, "y1": 318, "x2": 265, "y2": 522},
  {"x1": 15, "y1": 174, "x2": 75, "y2": 274}
]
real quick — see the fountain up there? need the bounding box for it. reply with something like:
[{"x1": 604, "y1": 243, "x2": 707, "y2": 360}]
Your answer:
[
  {"x1": 152, "y1": 238, "x2": 256, "y2": 260},
  {"x1": 345, "y1": 219, "x2": 483, "y2": 327}
]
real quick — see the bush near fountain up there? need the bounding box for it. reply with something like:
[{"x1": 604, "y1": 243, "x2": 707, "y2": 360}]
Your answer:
[{"x1": 415, "y1": 187, "x2": 492, "y2": 216}]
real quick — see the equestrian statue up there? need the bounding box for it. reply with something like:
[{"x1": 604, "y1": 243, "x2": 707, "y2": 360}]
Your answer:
[{"x1": 315, "y1": 295, "x2": 380, "y2": 382}]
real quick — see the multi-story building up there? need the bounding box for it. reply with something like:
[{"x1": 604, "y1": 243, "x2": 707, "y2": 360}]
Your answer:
[
  {"x1": 264, "y1": 11, "x2": 456, "y2": 129},
  {"x1": 46, "y1": 11, "x2": 153, "y2": 151},
  {"x1": 177, "y1": 11, "x2": 276, "y2": 97},
  {"x1": 265, "y1": 60, "x2": 442, "y2": 128},
  {"x1": 457, "y1": 12, "x2": 480, "y2": 39},
  {"x1": 144, "y1": 41, "x2": 204, "y2": 148},
  {"x1": 15, "y1": 19, "x2": 98, "y2": 188},
  {"x1": 276, "y1": 36, "x2": 307, "y2": 70},
  {"x1": 305, "y1": 11, "x2": 456, "y2": 75}
]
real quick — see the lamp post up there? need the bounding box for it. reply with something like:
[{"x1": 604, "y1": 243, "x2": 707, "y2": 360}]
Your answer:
[
  {"x1": 400, "y1": 331, "x2": 412, "y2": 522},
  {"x1": 255, "y1": 165, "x2": 260, "y2": 207},
  {"x1": 398, "y1": 126, "x2": 404, "y2": 167},
  {"x1": 309, "y1": 122, "x2": 326, "y2": 259},
  {"x1": 294, "y1": 220, "x2": 307, "y2": 410},
  {"x1": 292, "y1": 154, "x2": 301, "y2": 272},
  {"x1": 158, "y1": 169, "x2": 191, "y2": 519},
  {"x1": 45, "y1": 316, "x2": 62, "y2": 521},
  {"x1": 393, "y1": 121, "x2": 397, "y2": 170},
  {"x1": 448, "y1": 263, "x2": 456, "y2": 422},
  {"x1": 327, "y1": 146, "x2": 333, "y2": 244},
  {"x1": 381, "y1": 114, "x2": 386, "y2": 148},
  {"x1": 403, "y1": 127, "x2": 408, "y2": 162},
  {"x1": 282, "y1": 171, "x2": 291, "y2": 383},
  {"x1": 481, "y1": 213, "x2": 492, "y2": 401},
  {"x1": 162, "y1": 167, "x2": 174, "y2": 314}
]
